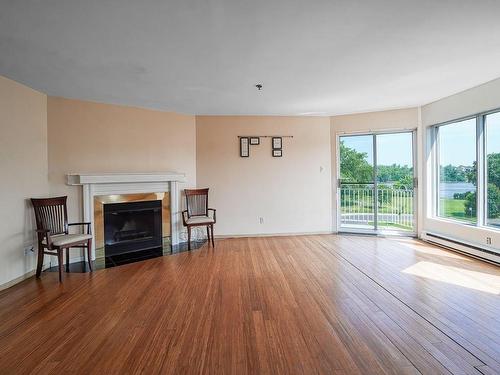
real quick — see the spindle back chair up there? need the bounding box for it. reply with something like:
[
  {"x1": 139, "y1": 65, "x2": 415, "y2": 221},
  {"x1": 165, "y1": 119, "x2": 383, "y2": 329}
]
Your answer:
[
  {"x1": 31, "y1": 196, "x2": 93, "y2": 282},
  {"x1": 182, "y1": 189, "x2": 216, "y2": 249}
]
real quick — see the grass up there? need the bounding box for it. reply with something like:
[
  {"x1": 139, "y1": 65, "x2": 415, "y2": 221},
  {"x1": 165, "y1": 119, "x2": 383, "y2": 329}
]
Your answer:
[
  {"x1": 439, "y1": 198, "x2": 476, "y2": 223},
  {"x1": 340, "y1": 196, "x2": 413, "y2": 214},
  {"x1": 367, "y1": 221, "x2": 413, "y2": 230}
]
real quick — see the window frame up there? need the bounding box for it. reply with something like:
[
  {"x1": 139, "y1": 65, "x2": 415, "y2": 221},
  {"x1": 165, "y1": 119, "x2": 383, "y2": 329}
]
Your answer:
[{"x1": 432, "y1": 108, "x2": 500, "y2": 230}]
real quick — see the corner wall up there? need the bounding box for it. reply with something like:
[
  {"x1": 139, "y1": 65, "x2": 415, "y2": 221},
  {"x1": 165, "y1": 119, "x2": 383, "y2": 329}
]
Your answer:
[
  {"x1": 421, "y1": 77, "x2": 500, "y2": 250},
  {"x1": 0, "y1": 76, "x2": 48, "y2": 288},
  {"x1": 47, "y1": 97, "x2": 197, "y2": 224},
  {"x1": 330, "y1": 108, "x2": 421, "y2": 232},
  {"x1": 196, "y1": 116, "x2": 332, "y2": 236}
]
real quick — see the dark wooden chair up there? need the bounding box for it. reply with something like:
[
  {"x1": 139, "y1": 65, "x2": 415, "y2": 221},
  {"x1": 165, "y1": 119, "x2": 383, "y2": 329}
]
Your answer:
[
  {"x1": 182, "y1": 188, "x2": 216, "y2": 250},
  {"x1": 31, "y1": 196, "x2": 93, "y2": 282}
]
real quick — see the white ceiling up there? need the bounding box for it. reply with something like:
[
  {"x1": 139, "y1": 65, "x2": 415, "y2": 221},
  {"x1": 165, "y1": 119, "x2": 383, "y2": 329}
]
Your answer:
[{"x1": 1, "y1": 0, "x2": 500, "y2": 115}]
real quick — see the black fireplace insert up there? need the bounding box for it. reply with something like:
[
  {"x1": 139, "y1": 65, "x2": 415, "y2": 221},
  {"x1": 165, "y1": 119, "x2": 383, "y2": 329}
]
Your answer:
[{"x1": 104, "y1": 200, "x2": 162, "y2": 257}]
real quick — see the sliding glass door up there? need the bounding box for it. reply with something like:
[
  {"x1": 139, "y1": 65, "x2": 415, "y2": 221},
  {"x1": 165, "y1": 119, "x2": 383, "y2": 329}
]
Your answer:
[
  {"x1": 339, "y1": 135, "x2": 376, "y2": 231},
  {"x1": 338, "y1": 131, "x2": 416, "y2": 234}
]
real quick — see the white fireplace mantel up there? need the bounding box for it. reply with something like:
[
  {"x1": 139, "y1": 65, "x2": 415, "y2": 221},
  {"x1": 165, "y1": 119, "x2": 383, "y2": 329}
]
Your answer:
[
  {"x1": 67, "y1": 172, "x2": 186, "y2": 258},
  {"x1": 67, "y1": 172, "x2": 186, "y2": 185}
]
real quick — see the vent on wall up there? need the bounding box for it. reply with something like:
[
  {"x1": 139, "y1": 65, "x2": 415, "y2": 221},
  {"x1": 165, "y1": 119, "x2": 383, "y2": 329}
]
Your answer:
[{"x1": 421, "y1": 231, "x2": 500, "y2": 265}]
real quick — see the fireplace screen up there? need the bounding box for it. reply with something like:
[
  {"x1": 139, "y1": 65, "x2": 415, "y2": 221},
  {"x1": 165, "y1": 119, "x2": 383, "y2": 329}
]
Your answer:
[{"x1": 104, "y1": 200, "x2": 162, "y2": 256}]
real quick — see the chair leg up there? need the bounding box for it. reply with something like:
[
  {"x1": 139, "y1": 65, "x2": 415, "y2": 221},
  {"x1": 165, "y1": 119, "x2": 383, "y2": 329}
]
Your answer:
[
  {"x1": 66, "y1": 248, "x2": 70, "y2": 272},
  {"x1": 187, "y1": 226, "x2": 192, "y2": 250},
  {"x1": 57, "y1": 249, "x2": 64, "y2": 283},
  {"x1": 36, "y1": 245, "x2": 44, "y2": 278},
  {"x1": 206, "y1": 225, "x2": 210, "y2": 245},
  {"x1": 87, "y1": 239, "x2": 93, "y2": 272},
  {"x1": 210, "y1": 225, "x2": 215, "y2": 247}
]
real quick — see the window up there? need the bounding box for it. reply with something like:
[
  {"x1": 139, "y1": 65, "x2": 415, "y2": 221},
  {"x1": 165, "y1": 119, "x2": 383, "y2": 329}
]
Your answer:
[
  {"x1": 486, "y1": 112, "x2": 500, "y2": 228},
  {"x1": 437, "y1": 119, "x2": 477, "y2": 223},
  {"x1": 434, "y1": 110, "x2": 500, "y2": 230}
]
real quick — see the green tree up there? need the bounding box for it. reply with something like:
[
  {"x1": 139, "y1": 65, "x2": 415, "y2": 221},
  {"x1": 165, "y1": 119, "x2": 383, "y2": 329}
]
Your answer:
[
  {"x1": 486, "y1": 153, "x2": 500, "y2": 187},
  {"x1": 463, "y1": 152, "x2": 500, "y2": 219},
  {"x1": 441, "y1": 164, "x2": 467, "y2": 182},
  {"x1": 464, "y1": 183, "x2": 500, "y2": 219},
  {"x1": 339, "y1": 141, "x2": 373, "y2": 182},
  {"x1": 393, "y1": 175, "x2": 414, "y2": 190},
  {"x1": 377, "y1": 164, "x2": 413, "y2": 183}
]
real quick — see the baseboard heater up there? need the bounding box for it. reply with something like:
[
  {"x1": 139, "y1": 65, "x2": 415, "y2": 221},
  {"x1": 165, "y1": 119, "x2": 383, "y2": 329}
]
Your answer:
[{"x1": 421, "y1": 232, "x2": 500, "y2": 266}]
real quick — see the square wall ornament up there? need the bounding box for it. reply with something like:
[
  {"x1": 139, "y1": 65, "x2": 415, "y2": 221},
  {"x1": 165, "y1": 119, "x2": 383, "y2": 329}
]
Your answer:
[{"x1": 272, "y1": 149, "x2": 282, "y2": 157}]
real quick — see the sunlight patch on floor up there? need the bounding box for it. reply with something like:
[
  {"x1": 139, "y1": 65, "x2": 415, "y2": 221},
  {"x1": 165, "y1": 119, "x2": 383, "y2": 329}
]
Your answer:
[
  {"x1": 394, "y1": 239, "x2": 469, "y2": 260},
  {"x1": 402, "y1": 261, "x2": 500, "y2": 294}
]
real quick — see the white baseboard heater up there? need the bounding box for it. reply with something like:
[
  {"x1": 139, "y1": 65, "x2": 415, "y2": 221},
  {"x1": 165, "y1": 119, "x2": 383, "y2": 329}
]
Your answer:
[{"x1": 421, "y1": 231, "x2": 500, "y2": 266}]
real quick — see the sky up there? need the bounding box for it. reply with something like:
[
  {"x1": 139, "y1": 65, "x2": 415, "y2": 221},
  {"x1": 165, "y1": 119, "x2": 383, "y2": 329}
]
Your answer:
[
  {"x1": 487, "y1": 112, "x2": 500, "y2": 159},
  {"x1": 340, "y1": 132, "x2": 413, "y2": 166},
  {"x1": 439, "y1": 118, "x2": 476, "y2": 167},
  {"x1": 340, "y1": 112, "x2": 500, "y2": 168}
]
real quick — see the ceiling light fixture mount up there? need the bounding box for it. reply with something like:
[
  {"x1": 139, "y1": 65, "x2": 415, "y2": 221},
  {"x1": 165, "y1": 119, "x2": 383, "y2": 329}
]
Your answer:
[{"x1": 255, "y1": 84, "x2": 263, "y2": 91}]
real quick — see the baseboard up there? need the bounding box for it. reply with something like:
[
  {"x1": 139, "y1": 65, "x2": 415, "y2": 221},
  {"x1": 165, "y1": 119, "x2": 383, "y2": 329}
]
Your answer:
[
  {"x1": 421, "y1": 231, "x2": 500, "y2": 265},
  {"x1": 0, "y1": 269, "x2": 36, "y2": 292},
  {"x1": 214, "y1": 231, "x2": 333, "y2": 239},
  {"x1": 0, "y1": 254, "x2": 88, "y2": 292}
]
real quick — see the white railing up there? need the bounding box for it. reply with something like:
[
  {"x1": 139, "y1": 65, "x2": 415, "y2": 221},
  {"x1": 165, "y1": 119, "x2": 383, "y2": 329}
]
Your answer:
[{"x1": 340, "y1": 187, "x2": 414, "y2": 229}]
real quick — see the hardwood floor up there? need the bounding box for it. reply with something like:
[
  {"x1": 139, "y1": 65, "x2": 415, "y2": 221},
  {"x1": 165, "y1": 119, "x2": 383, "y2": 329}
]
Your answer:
[{"x1": 0, "y1": 235, "x2": 499, "y2": 374}]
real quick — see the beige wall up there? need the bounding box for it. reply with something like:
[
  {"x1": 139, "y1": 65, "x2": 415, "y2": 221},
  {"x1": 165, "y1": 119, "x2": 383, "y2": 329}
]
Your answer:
[
  {"x1": 0, "y1": 76, "x2": 48, "y2": 288},
  {"x1": 331, "y1": 108, "x2": 419, "y2": 134},
  {"x1": 330, "y1": 108, "x2": 421, "y2": 232},
  {"x1": 47, "y1": 97, "x2": 197, "y2": 225},
  {"x1": 196, "y1": 116, "x2": 332, "y2": 236},
  {"x1": 422, "y1": 77, "x2": 500, "y2": 127}
]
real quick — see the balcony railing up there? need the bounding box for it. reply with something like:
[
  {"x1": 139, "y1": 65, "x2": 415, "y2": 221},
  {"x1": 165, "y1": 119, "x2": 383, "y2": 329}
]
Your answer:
[{"x1": 340, "y1": 186, "x2": 414, "y2": 230}]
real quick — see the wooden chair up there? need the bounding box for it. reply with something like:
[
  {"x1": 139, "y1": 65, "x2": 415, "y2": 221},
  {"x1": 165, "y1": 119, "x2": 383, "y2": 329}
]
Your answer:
[
  {"x1": 31, "y1": 196, "x2": 93, "y2": 282},
  {"x1": 182, "y1": 188, "x2": 216, "y2": 250}
]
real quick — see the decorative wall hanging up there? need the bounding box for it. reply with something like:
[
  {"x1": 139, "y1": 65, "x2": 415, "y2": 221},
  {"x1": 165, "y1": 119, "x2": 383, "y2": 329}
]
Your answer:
[
  {"x1": 240, "y1": 137, "x2": 249, "y2": 157},
  {"x1": 272, "y1": 137, "x2": 282, "y2": 150},
  {"x1": 237, "y1": 135, "x2": 292, "y2": 158}
]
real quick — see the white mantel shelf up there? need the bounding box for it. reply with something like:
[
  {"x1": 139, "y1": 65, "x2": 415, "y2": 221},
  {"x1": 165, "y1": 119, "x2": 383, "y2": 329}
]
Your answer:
[
  {"x1": 66, "y1": 172, "x2": 186, "y2": 256},
  {"x1": 67, "y1": 172, "x2": 186, "y2": 185}
]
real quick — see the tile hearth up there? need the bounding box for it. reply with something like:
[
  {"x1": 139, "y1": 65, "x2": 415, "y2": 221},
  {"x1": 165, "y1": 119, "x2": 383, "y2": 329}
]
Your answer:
[{"x1": 47, "y1": 239, "x2": 207, "y2": 272}]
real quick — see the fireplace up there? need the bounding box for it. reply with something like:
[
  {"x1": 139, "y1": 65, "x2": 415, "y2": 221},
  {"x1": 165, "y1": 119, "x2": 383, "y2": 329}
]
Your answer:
[
  {"x1": 67, "y1": 172, "x2": 186, "y2": 265},
  {"x1": 104, "y1": 200, "x2": 163, "y2": 257}
]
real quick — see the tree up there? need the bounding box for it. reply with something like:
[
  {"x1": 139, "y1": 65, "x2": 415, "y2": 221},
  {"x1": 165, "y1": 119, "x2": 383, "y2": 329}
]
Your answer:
[
  {"x1": 462, "y1": 152, "x2": 500, "y2": 219},
  {"x1": 441, "y1": 164, "x2": 468, "y2": 182},
  {"x1": 487, "y1": 153, "x2": 500, "y2": 187},
  {"x1": 393, "y1": 175, "x2": 414, "y2": 190},
  {"x1": 339, "y1": 141, "x2": 373, "y2": 182},
  {"x1": 339, "y1": 142, "x2": 413, "y2": 186},
  {"x1": 464, "y1": 183, "x2": 500, "y2": 219},
  {"x1": 377, "y1": 164, "x2": 413, "y2": 183}
]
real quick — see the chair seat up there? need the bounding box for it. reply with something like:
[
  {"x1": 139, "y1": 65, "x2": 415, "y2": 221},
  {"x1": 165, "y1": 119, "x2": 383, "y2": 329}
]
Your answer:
[
  {"x1": 43, "y1": 234, "x2": 92, "y2": 247},
  {"x1": 186, "y1": 215, "x2": 215, "y2": 225}
]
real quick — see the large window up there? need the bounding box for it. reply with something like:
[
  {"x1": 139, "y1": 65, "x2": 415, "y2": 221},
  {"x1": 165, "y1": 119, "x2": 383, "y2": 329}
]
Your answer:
[
  {"x1": 437, "y1": 119, "x2": 477, "y2": 223},
  {"x1": 434, "y1": 110, "x2": 500, "y2": 229},
  {"x1": 486, "y1": 112, "x2": 500, "y2": 228}
]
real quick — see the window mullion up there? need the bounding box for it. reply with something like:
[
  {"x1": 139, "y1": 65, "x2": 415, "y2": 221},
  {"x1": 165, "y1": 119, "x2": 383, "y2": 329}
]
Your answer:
[
  {"x1": 434, "y1": 126, "x2": 440, "y2": 217},
  {"x1": 476, "y1": 115, "x2": 485, "y2": 227}
]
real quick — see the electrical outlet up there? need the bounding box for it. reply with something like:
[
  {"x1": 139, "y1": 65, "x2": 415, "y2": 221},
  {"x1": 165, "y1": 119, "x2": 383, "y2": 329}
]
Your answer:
[
  {"x1": 486, "y1": 237, "x2": 492, "y2": 245},
  {"x1": 24, "y1": 245, "x2": 34, "y2": 256},
  {"x1": 259, "y1": 217, "x2": 264, "y2": 224}
]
